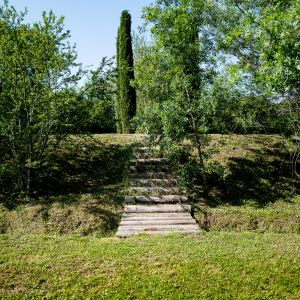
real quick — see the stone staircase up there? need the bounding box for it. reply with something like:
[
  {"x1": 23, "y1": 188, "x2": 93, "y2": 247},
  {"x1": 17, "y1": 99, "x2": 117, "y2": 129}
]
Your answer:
[{"x1": 116, "y1": 146, "x2": 200, "y2": 237}]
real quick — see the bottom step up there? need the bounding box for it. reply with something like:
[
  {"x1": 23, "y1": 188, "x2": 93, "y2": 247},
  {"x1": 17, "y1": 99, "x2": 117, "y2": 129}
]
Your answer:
[
  {"x1": 116, "y1": 228, "x2": 199, "y2": 238},
  {"x1": 116, "y1": 205, "x2": 199, "y2": 238}
]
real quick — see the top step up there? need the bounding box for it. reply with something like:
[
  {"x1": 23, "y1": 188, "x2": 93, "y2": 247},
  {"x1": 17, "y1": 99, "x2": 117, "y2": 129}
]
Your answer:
[
  {"x1": 129, "y1": 172, "x2": 174, "y2": 179},
  {"x1": 137, "y1": 147, "x2": 150, "y2": 152},
  {"x1": 134, "y1": 146, "x2": 164, "y2": 159},
  {"x1": 131, "y1": 158, "x2": 168, "y2": 165}
]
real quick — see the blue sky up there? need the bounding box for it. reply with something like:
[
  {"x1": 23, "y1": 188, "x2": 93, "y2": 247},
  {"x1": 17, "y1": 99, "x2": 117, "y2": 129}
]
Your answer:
[{"x1": 10, "y1": 0, "x2": 153, "y2": 69}]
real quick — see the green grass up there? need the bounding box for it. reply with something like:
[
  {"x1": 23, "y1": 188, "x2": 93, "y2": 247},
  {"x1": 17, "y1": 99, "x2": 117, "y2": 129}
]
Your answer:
[
  {"x1": 1, "y1": 232, "x2": 300, "y2": 299},
  {"x1": 202, "y1": 134, "x2": 298, "y2": 207},
  {"x1": 0, "y1": 134, "x2": 144, "y2": 236},
  {"x1": 0, "y1": 134, "x2": 299, "y2": 298},
  {"x1": 194, "y1": 195, "x2": 300, "y2": 233},
  {"x1": 0, "y1": 134, "x2": 299, "y2": 235}
]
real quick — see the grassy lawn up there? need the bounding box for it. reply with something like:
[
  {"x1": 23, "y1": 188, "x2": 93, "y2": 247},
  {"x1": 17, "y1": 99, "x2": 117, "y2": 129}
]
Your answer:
[{"x1": 1, "y1": 232, "x2": 300, "y2": 299}]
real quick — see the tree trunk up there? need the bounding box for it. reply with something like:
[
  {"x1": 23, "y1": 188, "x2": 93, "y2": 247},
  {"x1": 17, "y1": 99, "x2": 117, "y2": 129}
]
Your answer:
[
  {"x1": 190, "y1": 114, "x2": 208, "y2": 196},
  {"x1": 26, "y1": 136, "x2": 34, "y2": 196},
  {"x1": 194, "y1": 133, "x2": 208, "y2": 196},
  {"x1": 26, "y1": 167, "x2": 32, "y2": 196}
]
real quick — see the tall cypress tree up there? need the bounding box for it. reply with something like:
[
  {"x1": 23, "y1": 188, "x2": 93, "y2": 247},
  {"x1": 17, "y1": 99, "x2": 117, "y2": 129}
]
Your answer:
[{"x1": 116, "y1": 10, "x2": 136, "y2": 133}]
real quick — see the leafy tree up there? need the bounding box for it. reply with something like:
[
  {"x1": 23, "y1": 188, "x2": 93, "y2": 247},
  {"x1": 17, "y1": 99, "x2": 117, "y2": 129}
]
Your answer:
[
  {"x1": 116, "y1": 10, "x2": 136, "y2": 133},
  {"x1": 136, "y1": 0, "x2": 219, "y2": 194},
  {"x1": 205, "y1": 73, "x2": 288, "y2": 134},
  {"x1": 216, "y1": 0, "x2": 299, "y2": 121},
  {"x1": 217, "y1": 0, "x2": 299, "y2": 94},
  {"x1": 0, "y1": 2, "x2": 81, "y2": 195},
  {"x1": 216, "y1": 0, "x2": 300, "y2": 174},
  {"x1": 83, "y1": 57, "x2": 116, "y2": 133},
  {"x1": 55, "y1": 57, "x2": 116, "y2": 134}
]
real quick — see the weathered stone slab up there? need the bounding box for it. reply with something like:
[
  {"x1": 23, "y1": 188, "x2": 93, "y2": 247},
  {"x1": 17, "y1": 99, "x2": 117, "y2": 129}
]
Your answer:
[
  {"x1": 126, "y1": 186, "x2": 179, "y2": 195},
  {"x1": 131, "y1": 158, "x2": 168, "y2": 164},
  {"x1": 124, "y1": 204, "x2": 191, "y2": 213},
  {"x1": 116, "y1": 227, "x2": 200, "y2": 238},
  {"x1": 124, "y1": 195, "x2": 188, "y2": 204},
  {"x1": 129, "y1": 179, "x2": 177, "y2": 187},
  {"x1": 129, "y1": 172, "x2": 173, "y2": 179},
  {"x1": 120, "y1": 219, "x2": 197, "y2": 226},
  {"x1": 130, "y1": 164, "x2": 169, "y2": 172},
  {"x1": 122, "y1": 212, "x2": 192, "y2": 219}
]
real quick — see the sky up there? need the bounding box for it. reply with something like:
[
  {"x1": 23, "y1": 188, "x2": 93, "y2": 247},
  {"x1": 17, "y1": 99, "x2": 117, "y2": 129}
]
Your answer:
[{"x1": 10, "y1": 0, "x2": 153, "y2": 69}]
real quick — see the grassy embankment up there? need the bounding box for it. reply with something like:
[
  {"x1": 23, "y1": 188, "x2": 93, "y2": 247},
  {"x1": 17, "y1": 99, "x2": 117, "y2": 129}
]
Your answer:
[
  {"x1": 0, "y1": 134, "x2": 144, "y2": 236},
  {"x1": 0, "y1": 134, "x2": 299, "y2": 298},
  {"x1": 195, "y1": 134, "x2": 300, "y2": 233},
  {"x1": 0, "y1": 134, "x2": 299, "y2": 235}
]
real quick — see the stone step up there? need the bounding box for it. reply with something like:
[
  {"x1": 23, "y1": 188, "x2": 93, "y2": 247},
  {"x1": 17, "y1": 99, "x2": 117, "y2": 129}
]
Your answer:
[
  {"x1": 118, "y1": 224, "x2": 199, "y2": 231},
  {"x1": 125, "y1": 195, "x2": 188, "y2": 204},
  {"x1": 116, "y1": 226, "x2": 200, "y2": 238},
  {"x1": 129, "y1": 172, "x2": 174, "y2": 179},
  {"x1": 130, "y1": 164, "x2": 169, "y2": 172},
  {"x1": 131, "y1": 158, "x2": 168, "y2": 165},
  {"x1": 135, "y1": 147, "x2": 151, "y2": 156},
  {"x1": 135, "y1": 147, "x2": 161, "y2": 155},
  {"x1": 122, "y1": 212, "x2": 192, "y2": 220},
  {"x1": 136, "y1": 147, "x2": 151, "y2": 153},
  {"x1": 126, "y1": 186, "x2": 180, "y2": 195},
  {"x1": 123, "y1": 211, "x2": 191, "y2": 219},
  {"x1": 129, "y1": 178, "x2": 177, "y2": 187},
  {"x1": 120, "y1": 219, "x2": 197, "y2": 226},
  {"x1": 124, "y1": 204, "x2": 191, "y2": 213}
]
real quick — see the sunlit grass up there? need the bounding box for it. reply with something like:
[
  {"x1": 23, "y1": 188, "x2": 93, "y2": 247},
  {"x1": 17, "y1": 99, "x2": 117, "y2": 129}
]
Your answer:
[{"x1": 1, "y1": 232, "x2": 299, "y2": 299}]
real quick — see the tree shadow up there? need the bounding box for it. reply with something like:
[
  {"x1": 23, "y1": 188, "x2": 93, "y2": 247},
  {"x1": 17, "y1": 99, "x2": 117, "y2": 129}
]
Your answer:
[
  {"x1": 39, "y1": 136, "x2": 137, "y2": 197},
  {"x1": 0, "y1": 135, "x2": 140, "y2": 209},
  {"x1": 204, "y1": 146, "x2": 299, "y2": 208}
]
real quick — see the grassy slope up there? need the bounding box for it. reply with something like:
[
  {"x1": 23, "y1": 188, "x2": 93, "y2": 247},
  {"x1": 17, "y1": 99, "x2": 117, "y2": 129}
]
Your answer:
[
  {"x1": 0, "y1": 134, "x2": 143, "y2": 236},
  {"x1": 1, "y1": 134, "x2": 299, "y2": 299},
  {"x1": 0, "y1": 134, "x2": 299, "y2": 235},
  {"x1": 194, "y1": 134, "x2": 300, "y2": 233},
  {"x1": 203, "y1": 134, "x2": 298, "y2": 207},
  {"x1": 1, "y1": 232, "x2": 300, "y2": 299},
  {"x1": 195, "y1": 195, "x2": 300, "y2": 233}
]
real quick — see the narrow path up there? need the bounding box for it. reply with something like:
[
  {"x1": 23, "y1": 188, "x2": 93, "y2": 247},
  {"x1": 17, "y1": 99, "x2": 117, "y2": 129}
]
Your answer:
[{"x1": 116, "y1": 146, "x2": 200, "y2": 237}]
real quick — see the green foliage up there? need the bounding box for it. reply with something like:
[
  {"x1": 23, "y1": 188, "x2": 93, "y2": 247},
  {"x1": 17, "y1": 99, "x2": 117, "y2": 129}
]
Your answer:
[
  {"x1": 116, "y1": 10, "x2": 136, "y2": 133},
  {"x1": 216, "y1": 0, "x2": 300, "y2": 133},
  {"x1": 135, "y1": 0, "x2": 219, "y2": 193},
  {"x1": 166, "y1": 145, "x2": 201, "y2": 190},
  {"x1": 0, "y1": 2, "x2": 81, "y2": 195},
  {"x1": 209, "y1": 92, "x2": 289, "y2": 134},
  {"x1": 83, "y1": 58, "x2": 116, "y2": 133},
  {"x1": 58, "y1": 58, "x2": 116, "y2": 133},
  {"x1": 214, "y1": 0, "x2": 299, "y2": 175}
]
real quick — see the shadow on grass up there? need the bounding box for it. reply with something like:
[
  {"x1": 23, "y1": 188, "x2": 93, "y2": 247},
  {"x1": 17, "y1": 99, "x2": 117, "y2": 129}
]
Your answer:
[
  {"x1": 1, "y1": 135, "x2": 140, "y2": 208},
  {"x1": 198, "y1": 146, "x2": 299, "y2": 208},
  {"x1": 41, "y1": 138, "x2": 134, "y2": 195},
  {"x1": 0, "y1": 135, "x2": 143, "y2": 235}
]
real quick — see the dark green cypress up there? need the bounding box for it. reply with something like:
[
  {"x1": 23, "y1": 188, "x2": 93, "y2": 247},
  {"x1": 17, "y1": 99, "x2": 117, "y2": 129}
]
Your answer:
[{"x1": 116, "y1": 10, "x2": 136, "y2": 133}]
